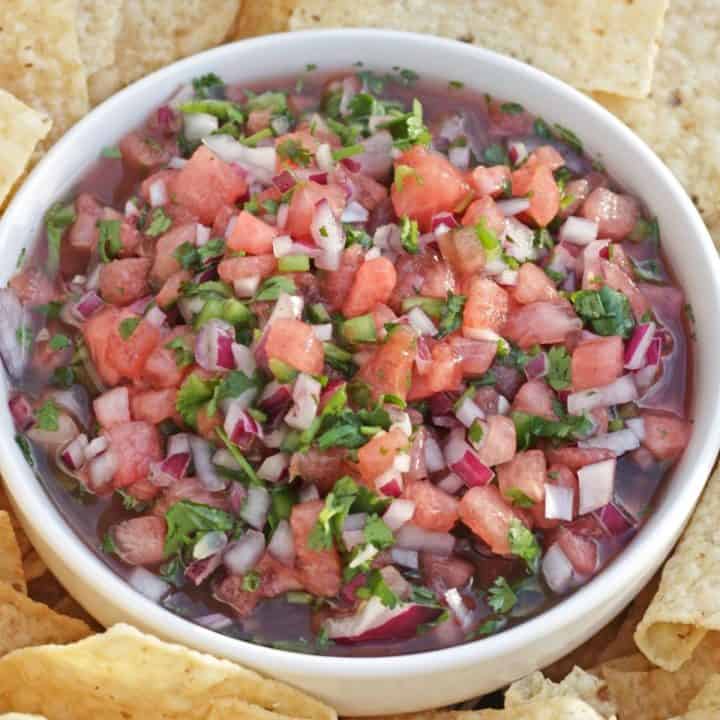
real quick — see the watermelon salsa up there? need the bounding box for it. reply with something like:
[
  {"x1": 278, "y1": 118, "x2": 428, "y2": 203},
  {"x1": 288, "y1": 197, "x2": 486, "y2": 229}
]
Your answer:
[{"x1": 4, "y1": 68, "x2": 692, "y2": 655}]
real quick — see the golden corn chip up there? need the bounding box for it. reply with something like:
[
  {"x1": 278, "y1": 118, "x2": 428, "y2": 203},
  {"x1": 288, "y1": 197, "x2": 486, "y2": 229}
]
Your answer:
[
  {"x1": 352, "y1": 698, "x2": 609, "y2": 720},
  {"x1": 594, "y1": 0, "x2": 720, "y2": 246},
  {"x1": 0, "y1": 623, "x2": 336, "y2": 720},
  {"x1": 0, "y1": 90, "x2": 51, "y2": 210},
  {"x1": 0, "y1": 715, "x2": 48, "y2": 719},
  {"x1": 232, "y1": 0, "x2": 298, "y2": 39},
  {"x1": 0, "y1": 487, "x2": 47, "y2": 582},
  {"x1": 88, "y1": 0, "x2": 241, "y2": 105},
  {"x1": 288, "y1": 0, "x2": 669, "y2": 98},
  {"x1": 77, "y1": 0, "x2": 123, "y2": 77},
  {"x1": 0, "y1": 581, "x2": 91, "y2": 657},
  {"x1": 600, "y1": 633, "x2": 720, "y2": 720},
  {"x1": 0, "y1": 0, "x2": 88, "y2": 144},
  {"x1": 506, "y1": 667, "x2": 615, "y2": 719},
  {"x1": 634, "y1": 466, "x2": 720, "y2": 671},
  {"x1": 0, "y1": 511, "x2": 25, "y2": 595},
  {"x1": 687, "y1": 674, "x2": 720, "y2": 711}
]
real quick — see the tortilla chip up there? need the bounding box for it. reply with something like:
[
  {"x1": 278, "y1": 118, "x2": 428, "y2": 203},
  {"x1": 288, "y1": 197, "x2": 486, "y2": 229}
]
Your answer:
[
  {"x1": 77, "y1": 0, "x2": 123, "y2": 77},
  {"x1": 599, "y1": 633, "x2": 720, "y2": 720},
  {"x1": 288, "y1": 0, "x2": 668, "y2": 98},
  {"x1": 0, "y1": 90, "x2": 51, "y2": 209},
  {"x1": 353, "y1": 699, "x2": 608, "y2": 720},
  {"x1": 634, "y1": 465, "x2": 720, "y2": 670},
  {"x1": 687, "y1": 674, "x2": 720, "y2": 711},
  {"x1": 88, "y1": 0, "x2": 241, "y2": 105},
  {"x1": 0, "y1": 487, "x2": 47, "y2": 582},
  {"x1": 0, "y1": 0, "x2": 88, "y2": 143},
  {"x1": 0, "y1": 623, "x2": 335, "y2": 720},
  {"x1": 593, "y1": 0, "x2": 720, "y2": 245},
  {"x1": 0, "y1": 715, "x2": 48, "y2": 719},
  {"x1": 506, "y1": 667, "x2": 615, "y2": 718},
  {"x1": 0, "y1": 512, "x2": 25, "y2": 595},
  {"x1": 232, "y1": 0, "x2": 298, "y2": 39},
  {"x1": 0, "y1": 581, "x2": 91, "y2": 656}
]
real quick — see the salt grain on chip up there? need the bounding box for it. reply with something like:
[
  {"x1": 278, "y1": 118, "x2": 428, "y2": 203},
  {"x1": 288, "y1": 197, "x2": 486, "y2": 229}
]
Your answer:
[
  {"x1": 0, "y1": 623, "x2": 337, "y2": 720},
  {"x1": 0, "y1": 90, "x2": 51, "y2": 210},
  {"x1": 288, "y1": 0, "x2": 669, "y2": 98},
  {"x1": 0, "y1": 0, "x2": 88, "y2": 144}
]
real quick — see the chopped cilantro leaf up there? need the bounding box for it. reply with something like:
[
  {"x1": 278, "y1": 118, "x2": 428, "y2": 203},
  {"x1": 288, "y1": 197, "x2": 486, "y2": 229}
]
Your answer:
[
  {"x1": 49, "y1": 333, "x2": 71, "y2": 351},
  {"x1": 380, "y1": 98, "x2": 431, "y2": 150},
  {"x1": 344, "y1": 225, "x2": 373, "y2": 250},
  {"x1": 508, "y1": 518, "x2": 541, "y2": 573},
  {"x1": 571, "y1": 285, "x2": 635, "y2": 338},
  {"x1": 176, "y1": 372, "x2": 218, "y2": 427},
  {"x1": 215, "y1": 427, "x2": 259, "y2": 484},
  {"x1": 164, "y1": 500, "x2": 233, "y2": 557},
  {"x1": 207, "y1": 370, "x2": 256, "y2": 417},
  {"x1": 512, "y1": 411, "x2": 593, "y2": 451},
  {"x1": 500, "y1": 102, "x2": 524, "y2": 115},
  {"x1": 468, "y1": 419, "x2": 485, "y2": 446},
  {"x1": 15, "y1": 325, "x2": 32, "y2": 349},
  {"x1": 242, "y1": 570, "x2": 261, "y2": 591},
  {"x1": 504, "y1": 488, "x2": 534, "y2": 508},
  {"x1": 553, "y1": 123, "x2": 583, "y2": 154},
  {"x1": 192, "y1": 72, "x2": 224, "y2": 99},
  {"x1": 363, "y1": 515, "x2": 395, "y2": 550},
  {"x1": 145, "y1": 208, "x2": 172, "y2": 238},
  {"x1": 482, "y1": 143, "x2": 508, "y2": 166},
  {"x1": 256, "y1": 275, "x2": 296, "y2": 301},
  {"x1": 101, "y1": 146, "x2": 122, "y2": 158},
  {"x1": 449, "y1": 80, "x2": 464, "y2": 90},
  {"x1": 180, "y1": 99, "x2": 244, "y2": 124},
  {"x1": 97, "y1": 219, "x2": 122, "y2": 263},
  {"x1": 165, "y1": 337, "x2": 194, "y2": 368},
  {"x1": 436, "y1": 292, "x2": 466, "y2": 339},
  {"x1": 44, "y1": 202, "x2": 76, "y2": 274},
  {"x1": 488, "y1": 576, "x2": 517, "y2": 614},
  {"x1": 51, "y1": 366, "x2": 75, "y2": 388},
  {"x1": 118, "y1": 317, "x2": 141, "y2": 340},
  {"x1": 15, "y1": 434, "x2": 34, "y2": 467},
  {"x1": 356, "y1": 569, "x2": 399, "y2": 609},
  {"x1": 631, "y1": 256, "x2": 666, "y2": 284},
  {"x1": 400, "y1": 216, "x2": 419, "y2": 254},
  {"x1": 36, "y1": 399, "x2": 59, "y2": 432},
  {"x1": 277, "y1": 139, "x2": 312, "y2": 167},
  {"x1": 101, "y1": 531, "x2": 117, "y2": 555},
  {"x1": 546, "y1": 345, "x2": 571, "y2": 391}
]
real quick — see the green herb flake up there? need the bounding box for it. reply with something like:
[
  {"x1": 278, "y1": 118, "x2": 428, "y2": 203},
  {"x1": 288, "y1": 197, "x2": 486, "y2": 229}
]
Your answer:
[
  {"x1": 256, "y1": 275, "x2": 297, "y2": 301},
  {"x1": 35, "y1": 399, "x2": 60, "y2": 432},
  {"x1": 380, "y1": 98, "x2": 431, "y2": 151},
  {"x1": 49, "y1": 333, "x2": 71, "y2": 351},
  {"x1": 631, "y1": 256, "x2": 666, "y2": 284},
  {"x1": 488, "y1": 576, "x2": 517, "y2": 614},
  {"x1": 553, "y1": 124, "x2": 583, "y2": 154},
  {"x1": 508, "y1": 518, "x2": 541, "y2": 573},
  {"x1": 44, "y1": 202, "x2": 76, "y2": 274},
  {"x1": 242, "y1": 570, "x2": 261, "y2": 592},
  {"x1": 512, "y1": 410, "x2": 593, "y2": 451},
  {"x1": 400, "y1": 216, "x2": 420, "y2": 254},
  {"x1": 436, "y1": 292, "x2": 467, "y2": 339},
  {"x1": 118, "y1": 317, "x2": 141, "y2": 340},
  {"x1": 97, "y1": 219, "x2": 123, "y2": 263},
  {"x1": 176, "y1": 372, "x2": 218, "y2": 427},
  {"x1": 101, "y1": 531, "x2": 117, "y2": 555},
  {"x1": 165, "y1": 337, "x2": 194, "y2": 368},
  {"x1": 571, "y1": 285, "x2": 635, "y2": 338},
  {"x1": 277, "y1": 139, "x2": 312, "y2": 167},
  {"x1": 192, "y1": 72, "x2": 224, "y2": 99},
  {"x1": 357, "y1": 568, "x2": 400, "y2": 609},
  {"x1": 500, "y1": 102, "x2": 524, "y2": 115},
  {"x1": 482, "y1": 143, "x2": 508, "y2": 167},
  {"x1": 15, "y1": 434, "x2": 34, "y2": 467},
  {"x1": 164, "y1": 500, "x2": 234, "y2": 557},
  {"x1": 331, "y1": 143, "x2": 365, "y2": 162},
  {"x1": 468, "y1": 419, "x2": 485, "y2": 446},
  {"x1": 547, "y1": 345, "x2": 571, "y2": 391},
  {"x1": 145, "y1": 208, "x2": 172, "y2": 238},
  {"x1": 449, "y1": 80, "x2": 464, "y2": 90},
  {"x1": 15, "y1": 325, "x2": 33, "y2": 349},
  {"x1": 363, "y1": 515, "x2": 395, "y2": 550},
  {"x1": 504, "y1": 488, "x2": 535, "y2": 509}
]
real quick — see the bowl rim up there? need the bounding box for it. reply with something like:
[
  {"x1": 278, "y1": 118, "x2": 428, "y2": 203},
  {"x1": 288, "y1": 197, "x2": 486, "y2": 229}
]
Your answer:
[{"x1": 2, "y1": 27, "x2": 719, "y2": 679}]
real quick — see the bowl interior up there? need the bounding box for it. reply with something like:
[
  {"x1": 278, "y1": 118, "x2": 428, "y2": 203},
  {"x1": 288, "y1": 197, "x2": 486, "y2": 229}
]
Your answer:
[{"x1": 1, "y1": 29, "x2": 719, "y2": 713}]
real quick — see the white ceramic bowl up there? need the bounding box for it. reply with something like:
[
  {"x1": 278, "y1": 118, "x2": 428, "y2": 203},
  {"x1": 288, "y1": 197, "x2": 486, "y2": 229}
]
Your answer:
[{"x1": 1, "y1": 29, "x2": 719, "y2": 716}]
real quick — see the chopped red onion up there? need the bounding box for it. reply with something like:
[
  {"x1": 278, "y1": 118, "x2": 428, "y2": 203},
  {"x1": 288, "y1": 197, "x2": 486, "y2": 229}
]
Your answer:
[
  {"x1": 311, "y1": 323, "x2": 333, "y2": 342},
  {"x1": 263, "y1": 427, "x2": 287, "y2": 449},
  {"x1": 436, "y1": 472, "x2": 465, "y2": 495},
  {"x1": 448, "y1": 143, "x2": 471, "y2": 169},
  {"x1": 193, "y1": 612, "x2": 233, "y2": 630},
  {"x1": 223, "y1": 529, "x2": 265, "y2": 575},
  {"x1": 128, "y1": 567, "x2": 171, "y2": 602},
  {"x1": 524, "y1": 352, "x2": 549, "y2": 380},
  {"x1": 285, "y1": 373, "x2": 321, "y2": 430},
  {"x1": 298, "y1": 483, "x2": 320, "y2": 502},
  {"x1": 315, "y1": 143, "x2": 334, "y2": 172},
  {"x1": 504, "y1": 218, "x2": 537, "y2": 262},
  {"x1": 424, "y1": 435, "x2": 445, "y2": 473},
  {"x1": 60, "y1": 433, "x2": 89, "y2": 471},
  {"x1": 233, "y1": 275, "x2": 261, "y2": 298},
  {"x1": 194, "y1": 319, "x2": 236, "y2": 372},
  {"x1": 624, "y1": 322, "x2": 656, "y2": 370},
  {"x1": 496, "y1": 198, "x2": 531, "y2": 217},
  {"x1": 382, "y1": 499, "x2": 415, "y2": 531},
  {"x1": 189, "y1": 435, "x2": 227, "y2": 491},
  {"x1": 224, "y1": 402, "x2": 262, "y2": 450},
  {"x1": 625, "y1": 417, "x2": 645, "y2": 441},
  {"x1": 145, "y1": 306, "x2": 166, "y2": 328},
  {"x1": 276, "y1": 202, "x2": 289, "y2": 229},
  {"x1": 258, "y1": 381, "x2": 293, "y2": 423},
  {"x1": 308, "y1": 172, "x2": 328, "y2": 185},
  {"x1": 342, "y1": 530, "x2": 366, "y2": 549},
  {"x1": 87, "y1": 449, "x2": 118, "y2": 493},
  {"x1": 195, "y1": 223, "x2": 211, "y2": 246},
  {"x1": 339, "y1": 76, "x2": 359, "y2": 116},
  {"x1": 185, "y1": 553, "x2": 224, "y2": 587},
  {"x1": 228, "y1": 482, "x2": 247, "y2": 515},
  {"x1": 268, "y1": 519, "x2": 295, "y2": 566},
  {"x1": 595, "y1": 503, "x2": 635, "y2": 537},
  {"x1": 9, "y1": 394, "x2": 34, "y2": 431},
  {"x1": 148, "y1": 179, "x2": 168, "y2": 207},
  {"x1": 84, "y1": 435, "x2": 109, "y2": 462},
  {"x1": 183, "y1": 112, "x2": 219, "y2": 142},
  {"x1": 212, "y1": 448, "x2": 241, "y2": 473},
  {"x1": 342, "y1": 157, "x2": 361, "y2": 173},
  {"x1": 167, "y1": 156, "x2": 187, "y2": 170},
  {"x1": 407, "y1": 307, "x2": 437, "y2": 337},
  {"x1": 445, "y1": 588, "x2": 473, "y2": 629},
  {"x1": 272, "y1": 234, "x2": 293, "y2": 258},
  {"x1": 507, "y1": 140, "x2": 528, "y2": 166},
  {"x1": 578, "y1": 458, "x2": 616, "y2": 515},
  {"x1": 343, "y1": 512, "x2": 368, "y2": 532},
  {"x1": 497, "y1": 269, "x2": 519, "y2": 286},
  {"x1": 311, "y1": 199, "x2": 345, "y2": 271},
  {"x1": 203, "y1": 135, "x2": 276, "y2": 183},
  {"x1": 150, "y1": 451, "x2": 191, "y2": 487},
  {"x1": 567, "y1": 375, "x2": 638, "y2": 415},
  {"x1": 193, "y1": 530, "x2": 228, "y2": 560},
  {"x1": 73, "y1": 290, "x2": 104, "y2": 320},
  {"x1": 230, "y1": 343, "x2": 256, "y2": 377},
  {"x1": 270, "y1": 114, "x2": 290, "y2": 136},
  {"x1": 129, "y1": 295, "x2": 154, "y2": 315},
  {"x1": 558, "y1": 217, "x2": 598, "y2": 246},
  {"x1": 544, "y1": 484, "x2": 574, "y2": 521},
  {"x1": 240, "y1": 485, "x2": 271, "y2": 530},
  {"x1": 430, "y1": 212, "x2": 459, "y2": 234},
  {"x1": 542, "y1": 543, "x2": 583, "y2": 594},
  {"x1": 579, "y1": 429, "x2": 639, "y2": 456},
  {"x1": 93, "y1": 387, "x2": 130, "y2": 429},
  {"x1": 390, "y1": 547, "x2": 419, "y2": 570},
  {"x1": 341, "y1": 200, "x2": 369, "y2": 224},
  {"x1": 444, "y1": 435, "x2": 493, "y2": 487},
  {"x1": 373, "y1": 223, "x2": 401, "y2": 253},
  {"x1": 454, "y1": 397, "x2": 485, "y2": 428},
  {"x1": 272, "y1": 170, "x2": 296, "y2": 192},
  {"x1": 395, "y1": 524, "x2": 455, "y2": 555},
  {"x1": 645, "y1": 335, "x2": 662, "y2": 366},
  {"x1": 324, "y1": 597, "x2": 440, "y2": 644},
  {"x1": 257, "y1": 452, "x2": 289, "y2": 483}
]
